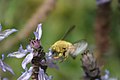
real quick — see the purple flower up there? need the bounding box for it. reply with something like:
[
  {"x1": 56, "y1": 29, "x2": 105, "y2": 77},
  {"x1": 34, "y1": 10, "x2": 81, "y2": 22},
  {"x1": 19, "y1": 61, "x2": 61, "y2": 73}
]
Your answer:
[
  {"x1": 38, "y1": 67, "x2": 53, "y2": 80},
  {"x1": 7, "y1": 45, "x2": 32, "y2": 58},
  {"x1": 44, "y1": 50, "x2": 59, "y2": 69},
  {"x1": 22, "y1": 52, "x2": 33, "y2": 69},
  {"x1": 7, "y1": 44, "x2": 33, "y2": 70},
  {"x1": 18, "y1": 67, "x2": 53, "y2": 80},
  {"x1": 34, "y1": 23, "x2": 42, "y2": 40},
  {"x1": 0, "y1": 77, "x2": 9, "y2": 80},
  {"x1": 0, "y1": 24, "x2": 18, "y2": 41},
  {"x1": 0, "y1": 24, "x2": 2, "y2": 31},
  {"x1": 17, "y1": 67, "x2": 33, "y2": 80},
  {"x1": 0, "y1": 54, "x2": 14, "y2": 75},
  {"x1": 30, "y1": 24, "x2": 42, "y2": 49},
  {"x1": 101, "y1": 70, "x2": 118, "y2": 80},
  {"x1": 96, "y1": 0, "x2": 110, "y2": 5},
  {"x1": 21, "y1": 24, "x2": 43, "y2": 69},
  {"x1": 14, "y1": 24, "x2": 55, "y2": 80},
  {"x1": 8, "y1": 24, "x2": 43, "y2": 70},
  {"x1": 3, "y1": 78, "x2": 8, "y2": 80}
]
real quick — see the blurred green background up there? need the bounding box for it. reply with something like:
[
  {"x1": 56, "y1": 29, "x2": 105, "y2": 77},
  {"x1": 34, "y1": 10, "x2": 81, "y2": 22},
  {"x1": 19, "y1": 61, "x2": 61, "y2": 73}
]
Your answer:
[{"x1": 0, "y1": 0, "x2": 120, "y2": 80}]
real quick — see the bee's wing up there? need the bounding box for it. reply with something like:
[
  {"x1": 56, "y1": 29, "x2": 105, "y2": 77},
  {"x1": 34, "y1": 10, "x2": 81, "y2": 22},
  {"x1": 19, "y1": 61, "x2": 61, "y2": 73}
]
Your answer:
[
  {"x1": 61, "y1": 25, "x2": 75, "y2": 40},
  {"x1": 71, "y1": 40, "x2": 88, "y2": 57}
]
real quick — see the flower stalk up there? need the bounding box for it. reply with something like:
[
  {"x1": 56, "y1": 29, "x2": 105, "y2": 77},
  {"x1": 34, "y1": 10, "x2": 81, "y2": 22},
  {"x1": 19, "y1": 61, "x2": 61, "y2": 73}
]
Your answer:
[
  {"x1": 81, "y1": 50, "x2": 101, "y2": 80},
  {"x1": 30, "y1": 42, "x2": 47, "y2": 80},
  {"x1": 81, "y1": 50, "x2": 118, "y2": 80}
]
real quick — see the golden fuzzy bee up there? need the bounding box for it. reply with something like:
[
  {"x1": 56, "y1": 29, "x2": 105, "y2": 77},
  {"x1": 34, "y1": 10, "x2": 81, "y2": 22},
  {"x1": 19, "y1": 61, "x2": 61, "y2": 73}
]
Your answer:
[{"x1": 49, "y1": 26, "x2": 88, "y2": 61}]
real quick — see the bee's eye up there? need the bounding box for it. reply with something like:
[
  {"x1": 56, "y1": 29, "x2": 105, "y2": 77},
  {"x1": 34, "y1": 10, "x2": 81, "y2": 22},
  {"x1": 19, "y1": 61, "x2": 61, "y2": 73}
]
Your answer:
[
  {"x1": 52, "y1": 51, "x2": 55, "y2": 54},
  {"x1": 52, "y1": 51, "x2": 59, "y2": 56},
  {"x1": 52, "y1": 51, "x2": 56, "y2": 54}
]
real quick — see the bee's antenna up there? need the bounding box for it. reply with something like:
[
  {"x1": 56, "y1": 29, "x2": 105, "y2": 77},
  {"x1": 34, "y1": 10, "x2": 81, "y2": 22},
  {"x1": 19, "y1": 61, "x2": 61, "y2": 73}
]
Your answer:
[{"x1": 61, "y1": 25, "x2": 76, "y2": 40}]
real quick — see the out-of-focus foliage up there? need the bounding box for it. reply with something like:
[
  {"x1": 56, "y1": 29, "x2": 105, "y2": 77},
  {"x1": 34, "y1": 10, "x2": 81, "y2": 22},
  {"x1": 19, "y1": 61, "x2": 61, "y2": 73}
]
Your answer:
[{"x1": 0, "y1": 0, "x2": 120, "y2": 80}]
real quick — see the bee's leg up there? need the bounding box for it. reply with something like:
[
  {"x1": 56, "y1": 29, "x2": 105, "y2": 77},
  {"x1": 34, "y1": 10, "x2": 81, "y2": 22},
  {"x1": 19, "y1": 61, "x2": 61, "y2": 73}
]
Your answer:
[
  {"x1": 53, "y1": 53, "x2": 64, "y2": 62},
  {"x1": 60, "y1": 55, "x2": 67, "y2": 62},
  {"x1": 70, "y1": 54, "x2": 76, "y2": 59},
  {"x1": 72, "y1": 56, "x2": 76, "y2": 59},
  {"x1": 53, "y1": 56, "x2": 60, "y2": 59},
  {"x1": 58, "y1": 53, "x2": 67, "y2": 62},
  {"x1": 59, "y1": 56, "x2": 66, "y2": 63}
]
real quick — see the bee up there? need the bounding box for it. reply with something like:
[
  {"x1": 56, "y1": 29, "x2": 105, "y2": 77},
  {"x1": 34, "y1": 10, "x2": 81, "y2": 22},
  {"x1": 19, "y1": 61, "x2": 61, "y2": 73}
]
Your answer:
[{"x1": 49, "y1": 25, "x2": 88, "y2": 61}]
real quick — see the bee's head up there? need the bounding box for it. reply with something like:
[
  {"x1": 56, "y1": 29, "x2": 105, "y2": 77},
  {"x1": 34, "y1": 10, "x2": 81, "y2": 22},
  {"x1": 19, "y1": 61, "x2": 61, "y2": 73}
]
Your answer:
[
  {"x1": 50, "y1": 49, "x2": 67, "y2": 62},
  {"x1": 50, "y1": 47, "x2": 63, "y2": 60}
]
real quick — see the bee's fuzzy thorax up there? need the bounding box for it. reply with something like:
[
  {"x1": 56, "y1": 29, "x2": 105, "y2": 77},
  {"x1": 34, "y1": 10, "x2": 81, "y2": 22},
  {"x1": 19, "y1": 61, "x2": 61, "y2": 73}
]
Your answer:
[{"x1": 51, "y1": 40, "x2": 72, "y2": 52}]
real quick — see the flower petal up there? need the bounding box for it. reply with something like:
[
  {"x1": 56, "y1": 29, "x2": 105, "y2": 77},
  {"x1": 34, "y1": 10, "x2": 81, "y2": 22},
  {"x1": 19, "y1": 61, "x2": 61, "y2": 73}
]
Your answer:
[
  {"x1": 17, "y1": 67, "x2": 33, "y2": 80},
  {"x1": 45, "y1": 51, "x2": 59, "y2": 69},
  {"x1": 2, "y1": 54, "x2": 5, "y2": 61},
  {"x1": 3, "y1": 78, "x2": 8, "y2": 80},
  {"x1": 0, "y1": 28, "x2": 17, "y2": 41},
  {"x1": 34, "y1": 32, "x2": 38, "y2": 39},
  {"x1": 7, "y1": 52, "x2": 27, "y2": 58},
  {"x1": 22, "y1": 53, "x2": 33, "y2": 69},
  {"x1": 0, "y1": 24, "x2": 2, "y2": 31},
  {"x1": 101, "y1": 70, "x2": 118, "y2": 80},
  {"x1": 38, "y1": 68, "x2": 53, "y2": 80},
  {"x1": 96, "y1": 0, "x2": 110, "y2": 5},
  {"x1": 18, "y1": 44, "x2": 24, "y2": 53},
  {"x1": 26, "y1": 45, "x2": 33, "y2": 53},
  {"x1": 4, "y1": 29, "x2": 18, "y2": 37},
  {"x1": 34, "y1": 23, "x2": 42, "y2": 40},
  {"x1": 0, "y1": 35, "x2": 5, "y2": 41},
  {"x1": 102, "y1": 70, "x2": 109, "y2": 80},
  {"x1": 7, "y1": 45, "x2": 29, "y2": 58},
  {"x1": 0, "y1": 59, "x2": 14, "y2": 75},
  {"x1": 0, "y1": 59, "x2": 6, "y2": 72},
  {"x1": 3, "y1": 62, "x2": 15, "y2": 75}
]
